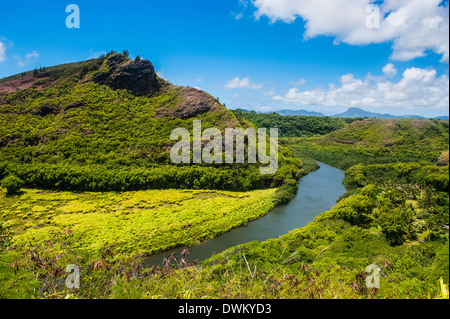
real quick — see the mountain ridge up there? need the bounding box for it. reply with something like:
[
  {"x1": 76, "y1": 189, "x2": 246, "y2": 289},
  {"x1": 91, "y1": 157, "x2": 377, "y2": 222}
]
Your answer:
[{"x1": 234, "y1": 107, "x2": 448, "y2": 120}]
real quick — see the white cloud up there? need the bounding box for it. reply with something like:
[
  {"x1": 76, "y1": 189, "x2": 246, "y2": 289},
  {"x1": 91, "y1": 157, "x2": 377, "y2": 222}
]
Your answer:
[
  {"x1": 273, "y1": 66, "x2": 449, "y2": 112},
  {"x1": 26, "y1": 50, "x2": 39, "y2": 60},
  {"x1": 251, "y1": 0, "x2": 449, "y2": 62},
  {"x1": 225, "y1": 76, "x2": 264, "y2": 89},
  {"x1": 0, "y1": 41, "x2": 5, "y2": 62},
  {"x1": 232, "y1": 11, "x2": 244, "y2": 20},
  {"x1": 16, "y1": 50, "x2": 40, "y2": 67},
  {"x1": 233, "y1": 0, "x2": 250, "y2": 19},
  {"x1": 290, "y1": 78, "x2": 307, "y2": 86},
  {"x1": 382, "y1": 63, "x2": 397, "y2": 78},
  {"x1": 263, "y1": 89, "x2": 275, "y2": 96}
]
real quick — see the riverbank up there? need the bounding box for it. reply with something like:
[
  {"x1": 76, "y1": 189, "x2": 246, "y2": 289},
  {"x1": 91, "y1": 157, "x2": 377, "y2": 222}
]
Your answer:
[
  {"x1": 143, "y1": 161, "x2": 346, "y2": 266},
  {"x1": 1, "y1": 159, "x2": 447, "y2": 299}
]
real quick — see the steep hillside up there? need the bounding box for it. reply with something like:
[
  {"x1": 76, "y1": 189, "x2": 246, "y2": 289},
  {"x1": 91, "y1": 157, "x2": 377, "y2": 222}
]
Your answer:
[
  {"x1": 282, "y1": 118, "x2": 449, "y2": 170},
  {"x1": 0, "y1": 52, "x2": 302, "y2": 193}
]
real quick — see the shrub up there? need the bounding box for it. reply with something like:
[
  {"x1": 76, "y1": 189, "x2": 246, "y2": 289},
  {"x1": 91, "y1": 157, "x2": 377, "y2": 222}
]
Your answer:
[{"x1": 1, "y1": 175, "x2": 24, "y2": 196}]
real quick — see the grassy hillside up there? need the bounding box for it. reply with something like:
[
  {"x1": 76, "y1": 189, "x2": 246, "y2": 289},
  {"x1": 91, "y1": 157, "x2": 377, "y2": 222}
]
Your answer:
[
  {"x1": 281, "y1": 118, "x2": 449, "y2": 170},
  {"x1": 0, "y1": 52, "x2": 303, "y2": 193}
]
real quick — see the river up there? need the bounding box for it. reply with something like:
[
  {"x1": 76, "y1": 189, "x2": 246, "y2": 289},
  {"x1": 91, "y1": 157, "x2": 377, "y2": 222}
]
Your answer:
[{"x1": 143, "y1": 162, "x2": 346, "y2": 267}]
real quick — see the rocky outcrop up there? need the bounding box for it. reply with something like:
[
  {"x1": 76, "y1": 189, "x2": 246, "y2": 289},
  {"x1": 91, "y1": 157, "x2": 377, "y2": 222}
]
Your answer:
[
  {"x1": 93, "y1": 54, "x2": 160, "y2": 96},
  {"x1": 173, "y1": 87, "x2": 219, "y2": 119},
  {"x1": 156, "y1": 87, "x2": 221, "y2": 119}
]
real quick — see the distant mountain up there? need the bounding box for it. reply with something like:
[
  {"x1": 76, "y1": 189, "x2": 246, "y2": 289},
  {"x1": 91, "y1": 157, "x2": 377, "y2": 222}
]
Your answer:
[
  {"x1": 234, "y1": 108, "x2": 325, "y2": 117},
  {"x1": 331, "y1": 107, "x2": 425, "y2": 119},
  {"x1": 276, "y1": 109, "x2": 325, "y2": 117},
  {"x1": 233, "y1": 107, "x2": 448, "y2": 120}
]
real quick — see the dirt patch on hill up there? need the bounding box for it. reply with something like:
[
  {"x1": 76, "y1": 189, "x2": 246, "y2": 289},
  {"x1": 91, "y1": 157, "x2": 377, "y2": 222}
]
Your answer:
[{"x1": 0, "y1": 76, "x2": 48, "y2": 93}]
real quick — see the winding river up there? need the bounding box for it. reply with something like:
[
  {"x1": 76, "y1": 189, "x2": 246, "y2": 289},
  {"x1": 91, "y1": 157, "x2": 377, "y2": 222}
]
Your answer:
[{"x1": 143, "y1": 162, "x2": 346, "y2": 266}]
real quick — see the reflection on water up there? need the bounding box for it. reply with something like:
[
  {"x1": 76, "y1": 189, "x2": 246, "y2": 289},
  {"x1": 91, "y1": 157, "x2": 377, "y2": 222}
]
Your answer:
[{"x1": 143, "y1": 162, "x2": 346, "y2": 266}]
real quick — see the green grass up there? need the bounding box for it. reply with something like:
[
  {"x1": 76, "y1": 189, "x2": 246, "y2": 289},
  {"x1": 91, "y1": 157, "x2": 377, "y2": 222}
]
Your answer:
[{"x1": 1, "y1": 187, "x2": 278, "y2": 258}]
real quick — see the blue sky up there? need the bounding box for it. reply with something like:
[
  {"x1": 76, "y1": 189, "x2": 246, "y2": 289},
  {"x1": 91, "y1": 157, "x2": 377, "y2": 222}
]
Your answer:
[{"x1": 0, "y1": 0, "x2": 449, "y2": 117}]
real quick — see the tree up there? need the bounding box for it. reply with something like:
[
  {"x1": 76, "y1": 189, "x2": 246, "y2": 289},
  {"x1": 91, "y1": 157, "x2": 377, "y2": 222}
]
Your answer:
[
  {"x1": 135, "y1": 55, "x2": 141, "y2": 62},
  {"x1": 1, "y1": 175, "x2": 24, "y2": 197},
  {"x1": 373, "y1": 205, "x2": 415, "y2": 246},
  {"x1": 123, "y1": 49, "x2": 130, "y2": 58}
]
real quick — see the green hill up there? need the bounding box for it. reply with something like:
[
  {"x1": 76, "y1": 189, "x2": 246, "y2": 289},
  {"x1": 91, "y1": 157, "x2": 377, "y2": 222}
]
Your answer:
[
  {"x1": 0, "y1": 52, "x2": 302, "y2": 194},
  {"x1": 282, "y1": 118, "x2": 449, "y2": 170}
]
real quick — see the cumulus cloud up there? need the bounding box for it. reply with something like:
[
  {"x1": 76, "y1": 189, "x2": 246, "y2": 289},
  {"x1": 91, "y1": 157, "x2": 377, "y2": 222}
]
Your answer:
[
  {"x1": 26, "y1": 50, "x2": 39, "y2": 60},
  {"x1": 382, "y1": 63, "x2": 397, "y2": 78},
  {"x1": 251, "y1": 0, "x2": 449, "y2": 62},
  {"x1": 272, "y1": 65, "x2": 449, "y2": 112},
  {"x1": 225, "y1": 76, "x2": 264, "y2": 89}
]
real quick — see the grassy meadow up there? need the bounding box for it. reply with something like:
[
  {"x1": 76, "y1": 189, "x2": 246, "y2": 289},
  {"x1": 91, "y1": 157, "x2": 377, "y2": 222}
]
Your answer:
[{"x1": 1, "y1": 188, "x2": 278, "y2": 258}]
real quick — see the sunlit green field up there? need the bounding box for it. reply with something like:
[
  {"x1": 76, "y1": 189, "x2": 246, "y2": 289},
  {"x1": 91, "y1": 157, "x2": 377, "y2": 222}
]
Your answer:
[{"x1": 0, "y1": 188, "x2": 277, "y2": 257}]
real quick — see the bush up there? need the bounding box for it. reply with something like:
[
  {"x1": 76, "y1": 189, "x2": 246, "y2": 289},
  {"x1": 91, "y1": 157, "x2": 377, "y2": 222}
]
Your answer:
[{"x1": 1, "y1": 175, "x2": 24, "y2": 196}]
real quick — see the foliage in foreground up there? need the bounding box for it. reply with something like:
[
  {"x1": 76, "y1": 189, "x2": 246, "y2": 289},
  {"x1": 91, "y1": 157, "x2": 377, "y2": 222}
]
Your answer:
[{"x1": 0, "y1": 174, "x2": 447, "y2": 299}]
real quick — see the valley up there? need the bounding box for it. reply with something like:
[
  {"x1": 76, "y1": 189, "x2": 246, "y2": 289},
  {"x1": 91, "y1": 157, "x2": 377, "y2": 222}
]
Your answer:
[{"x1": 0, "y1": 53, "x2": 448, "y2": 300}]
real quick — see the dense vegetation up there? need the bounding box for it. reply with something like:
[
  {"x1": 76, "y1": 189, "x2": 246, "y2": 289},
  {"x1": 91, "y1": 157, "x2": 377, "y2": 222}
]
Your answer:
[
  {"x1": 281, "y1": 118, "x2": 449, "y2": 170},
  {"x1": 0, "y1": 53, "x2": 302, "y2": 195},
  {"x1": 232, "y1": 110, "x2": 359, "y2": 137},
  {"x1": 0, "y1": 55, "x2": 448, "y2": 300},
  {"x1": 1, "y1": 164, "x2": 447, "y2": 299}
]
